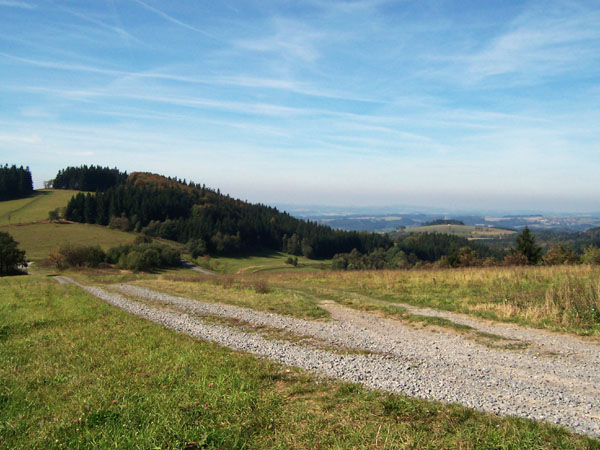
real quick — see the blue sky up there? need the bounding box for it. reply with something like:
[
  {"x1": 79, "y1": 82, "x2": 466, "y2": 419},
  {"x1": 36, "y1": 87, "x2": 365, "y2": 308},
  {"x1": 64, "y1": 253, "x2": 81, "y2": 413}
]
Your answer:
[{"x1": 1, "y1": 0, "x2": 599, "y2": 212}]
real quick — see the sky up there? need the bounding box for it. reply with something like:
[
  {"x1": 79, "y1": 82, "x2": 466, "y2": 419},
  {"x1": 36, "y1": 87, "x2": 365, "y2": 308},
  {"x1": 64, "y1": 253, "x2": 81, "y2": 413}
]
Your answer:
[{"x1": 1, "y1": 0, "x2": 599, "y2": 213}]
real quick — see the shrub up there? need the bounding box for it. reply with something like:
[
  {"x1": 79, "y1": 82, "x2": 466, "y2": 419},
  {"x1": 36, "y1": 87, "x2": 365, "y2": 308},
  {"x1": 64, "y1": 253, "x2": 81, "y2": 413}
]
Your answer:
[
  {"x1": 543, "y1": 245, "x2": 579, "y2": 265},
  {"x1": 48, "y1": 207, "x2": 65, "y2": 221},
  {"x1": 0, "y1": 232, "x2": 26, "y2": 275},
  {"x1": 109, "y1": 215, "x2": 131, "y2": 231},
  {"x1": 502, "y1": 253, "x2": 528, "y2": 266},
  {"x1": 109, "y1": 241, "x2": 181, "y2": 272},
  {"x1": 54, "y1": 245, "x2": 106, "y2": 268},
  {"x1": 187, "y1": 238, "x2": 207, "y2": 258},
  {"x1": 581, "y1": 245, "x2": 600, "y2": 265}
]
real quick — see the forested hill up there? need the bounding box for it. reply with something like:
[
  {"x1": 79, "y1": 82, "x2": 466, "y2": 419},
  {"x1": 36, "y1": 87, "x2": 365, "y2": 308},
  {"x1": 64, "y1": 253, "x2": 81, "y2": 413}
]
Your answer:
[{"x1": 64, "y1": 172, "x2": 390, "y2": 258}]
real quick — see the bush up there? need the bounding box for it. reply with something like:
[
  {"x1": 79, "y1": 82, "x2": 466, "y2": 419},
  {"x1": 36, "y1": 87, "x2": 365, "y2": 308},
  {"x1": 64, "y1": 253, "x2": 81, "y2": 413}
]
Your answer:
[
  {"x1": 187, "y1": 238, "x2": 207, "y2": 258},
  {"x1": 109, "y1": 242, "x2": 181, "y2": 272},
  {"x1": 543, "y1": 245, "x2": 579, "y2": 265},
  {"x1": 503, "y1": 253, "x2": 528, "y2": 266},
  {"x1": 0, "y1": 232, "x2": 26, "y2": 275},
  {"x1": 109, "y1": 215, "x2": 131, "y2": 231},
  {"x1": 53, "y1": 245, "x2": 106, "y2": 268},
  {"x1": 581, "y1": 245, "x2": 600, "y2": 265},
  {"x1": 48, "y1": 207, "x2": 65, "y2": 221}
]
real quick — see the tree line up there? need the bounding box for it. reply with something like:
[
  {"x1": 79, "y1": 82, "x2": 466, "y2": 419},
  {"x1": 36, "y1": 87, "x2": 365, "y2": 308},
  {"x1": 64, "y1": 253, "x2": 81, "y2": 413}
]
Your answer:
[
  {"x1": 63, "y1": 171, "x2": 391, "y2": 258},
  {"x1": 52, "y1": 165, "x2": 127, "y2": 191},
  {"x1": 332, "y1": 226, "x2": 600, "y2": 270},
  {"x1": 0, "y1": 165, "x2": 33, "y2": 201}
]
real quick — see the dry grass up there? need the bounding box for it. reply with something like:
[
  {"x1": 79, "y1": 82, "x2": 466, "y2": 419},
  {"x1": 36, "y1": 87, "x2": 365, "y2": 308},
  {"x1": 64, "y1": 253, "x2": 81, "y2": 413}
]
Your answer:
[{"x1": 265, "y1": 265, "x2": 600, "y2": 336}]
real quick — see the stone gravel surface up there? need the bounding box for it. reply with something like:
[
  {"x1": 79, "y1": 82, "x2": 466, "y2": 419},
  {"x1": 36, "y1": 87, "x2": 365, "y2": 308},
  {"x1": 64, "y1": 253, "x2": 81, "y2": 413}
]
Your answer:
[{"x1": 55, "y1": 276, "x2": 600, "y2": 438}]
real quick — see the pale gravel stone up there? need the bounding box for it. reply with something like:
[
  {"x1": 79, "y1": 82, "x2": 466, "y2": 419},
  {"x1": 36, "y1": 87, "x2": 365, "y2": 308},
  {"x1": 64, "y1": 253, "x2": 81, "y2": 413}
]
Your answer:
[{"x1": 54, "y1": 276, "x2": 600, "y2": 438}]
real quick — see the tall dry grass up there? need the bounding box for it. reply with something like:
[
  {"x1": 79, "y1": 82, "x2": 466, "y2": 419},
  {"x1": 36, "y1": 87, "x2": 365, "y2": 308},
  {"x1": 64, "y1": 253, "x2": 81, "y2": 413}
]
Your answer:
[{"x1": 266, "y1": 265, "x2": 600, "y2": 335}]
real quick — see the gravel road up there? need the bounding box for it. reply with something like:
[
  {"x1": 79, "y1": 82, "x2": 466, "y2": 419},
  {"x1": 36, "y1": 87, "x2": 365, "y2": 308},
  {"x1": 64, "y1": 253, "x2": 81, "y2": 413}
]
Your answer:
[{"x1": 55, "y1": 276, "x2": 600, "y2": 438}]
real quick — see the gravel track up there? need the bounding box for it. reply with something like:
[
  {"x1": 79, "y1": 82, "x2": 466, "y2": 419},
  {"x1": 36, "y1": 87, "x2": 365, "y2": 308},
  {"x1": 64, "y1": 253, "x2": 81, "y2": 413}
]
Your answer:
[
  {"x1": 55, "y1": 276, "x2": 600, "y2": 438},
  {"x1": 388, "y1": 300, "x2": 600, "y2": 358}
]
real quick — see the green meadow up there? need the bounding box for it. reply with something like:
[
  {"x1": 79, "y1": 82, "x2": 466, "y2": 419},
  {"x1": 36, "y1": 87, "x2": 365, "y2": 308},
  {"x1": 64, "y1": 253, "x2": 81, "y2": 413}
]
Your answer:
[
  {"x1": 0, "y1": 189, "x2": 79, "y2": 226},
  {"x1": 1, "y1": 276, "x2": 596, "y2": 449},
  {"x1": 0, "y1": 223, "x2": 135, "y2": 261}
]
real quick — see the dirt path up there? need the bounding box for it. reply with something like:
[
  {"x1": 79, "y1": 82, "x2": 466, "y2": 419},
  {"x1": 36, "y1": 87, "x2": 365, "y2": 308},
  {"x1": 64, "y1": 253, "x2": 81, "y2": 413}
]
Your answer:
[
  {"x1": 55, "y1": 276, "x2": 600, "y2": 438},
  {"x1": 179, "y1": 259, "x2": 217, "y2": 276}
]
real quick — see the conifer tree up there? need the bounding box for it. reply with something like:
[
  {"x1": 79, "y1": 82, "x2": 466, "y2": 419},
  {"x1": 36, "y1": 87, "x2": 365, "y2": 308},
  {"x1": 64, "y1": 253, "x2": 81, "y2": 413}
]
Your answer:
[{"x1": 512, "y1": 226, "x2": 542, "y2": 265}]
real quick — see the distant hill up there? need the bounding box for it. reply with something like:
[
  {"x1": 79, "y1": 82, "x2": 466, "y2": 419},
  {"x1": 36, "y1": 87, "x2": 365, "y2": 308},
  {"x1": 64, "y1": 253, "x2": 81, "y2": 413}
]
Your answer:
[
  {"x1": 308, "y1": 213, "x2": 600, "y2": 233},
  {"x1": 422, "y1": 219, "x2": 465, "y2": 226},
  {"x1": 63, "y1": 171, "x2": 391, "y2": 258},
  {"x1": 404, "y1": 224, "x2": 516, "y2": 240}
]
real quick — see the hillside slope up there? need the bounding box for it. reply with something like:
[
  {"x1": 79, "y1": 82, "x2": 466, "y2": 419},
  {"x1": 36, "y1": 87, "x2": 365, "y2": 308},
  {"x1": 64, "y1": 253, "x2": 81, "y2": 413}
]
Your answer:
[
  {"x1": 0, "y1": 189, "x2": 79, "y2": 225},
  {"x1": 63, "y1": 172, "x2": 390, "y2": 258}
]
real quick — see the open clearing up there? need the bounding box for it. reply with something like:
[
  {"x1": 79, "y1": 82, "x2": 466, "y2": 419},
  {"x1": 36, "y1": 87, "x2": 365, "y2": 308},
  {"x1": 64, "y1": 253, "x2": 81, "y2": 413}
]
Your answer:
[
  {"x1": 0, "y1": 189, "x2": 79, "y2": 226},
  {"x1": 195, "y1": 251, "x2": 331, "y2": 274},
  {"x1": 1, "y1": 222, "x2": 135, "y2": 261}
]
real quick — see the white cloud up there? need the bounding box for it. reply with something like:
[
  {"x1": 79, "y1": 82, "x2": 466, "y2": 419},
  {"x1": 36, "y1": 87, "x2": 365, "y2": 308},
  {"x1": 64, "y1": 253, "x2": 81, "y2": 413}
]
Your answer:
[
  {"x1": 466, "y1": 2, "x2": 600, "y2": 82},
  {"x1": 0, "y1": 0, "x2": 34, "y2": 9}
]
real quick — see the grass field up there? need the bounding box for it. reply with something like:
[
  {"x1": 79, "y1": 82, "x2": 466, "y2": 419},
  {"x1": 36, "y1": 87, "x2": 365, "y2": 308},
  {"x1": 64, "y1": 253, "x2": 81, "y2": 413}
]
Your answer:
[
  {"x1": 1, "y1": 275, "x2": 597, "y2": 449},
  {"x1": 0, "y1": 190, "x2": 79, "y2": 226},
  {"x1": 406, "y1": 224, "x2": 516, "y2": 239},
  {"x1": 268, "y1": 265, "x2": 600, "y2": 337},
  {"x1": 195, "y1": 251, "x2": 331, "y2": 274},
  {"x1": 61, "y1": 259, "x2": 600, "y2": 338},
  {"x1": 1, "y1": 222, "x2": 135, "y2": 261}
]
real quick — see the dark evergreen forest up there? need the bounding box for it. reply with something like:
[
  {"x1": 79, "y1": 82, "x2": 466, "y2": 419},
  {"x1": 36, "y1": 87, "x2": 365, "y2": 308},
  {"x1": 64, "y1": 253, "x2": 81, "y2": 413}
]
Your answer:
[
  {"x1": 53, "y1": 165, "x2": 127, "y2": 191},
  {"x1": 0, "y1": 165, "x2": 33, "y2": 201},
  {"x1": 64, "y1": 171, "x2": 391, "y2": 258}
]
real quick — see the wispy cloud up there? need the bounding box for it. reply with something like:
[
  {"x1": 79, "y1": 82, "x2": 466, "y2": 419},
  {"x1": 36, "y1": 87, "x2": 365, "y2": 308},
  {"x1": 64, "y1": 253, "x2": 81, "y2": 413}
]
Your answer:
[
  {"x1": 465, "y1": 2, "x2": 600, "y2": 83},
  {"x1": 2, "y1": 0, "x2": 599, "y2": 210},
  {"x1": 234, "y1": 17, "x2": 326, "y2": 63},
  {"x1": 0, "y1": 132, "x2": 40, "y2": 144},
  {"x1": 131, "y1": 0, "x2": 217, "y2": 40},
  {"x1": 0, "y1": 0, "x2": 35, "y2": 9},
  {"x1": 0, "y1": 51, "x2": 380, "y2": 103},
  {"x1": 59, "y1": 5, "x2": 143, "y2": 46}
]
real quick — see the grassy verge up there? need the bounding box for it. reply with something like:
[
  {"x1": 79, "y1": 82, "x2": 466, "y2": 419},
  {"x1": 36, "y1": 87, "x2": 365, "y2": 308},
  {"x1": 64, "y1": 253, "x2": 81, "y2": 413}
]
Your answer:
[
  {"x1": 269, "y1": 265, "x2": 600, "y2": 337},
  {"x1": 1, "y1": 276, "x2": 598, "y2": 449},
  {"x1": 132, "y1": 275, "x2": 329, "y2": 319}
]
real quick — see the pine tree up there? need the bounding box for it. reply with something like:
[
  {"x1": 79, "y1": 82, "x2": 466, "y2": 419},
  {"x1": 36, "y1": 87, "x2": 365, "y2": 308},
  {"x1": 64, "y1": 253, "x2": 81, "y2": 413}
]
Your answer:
[{"x1": 513, "y1": 227, "x2": 542, "y2": 265}]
